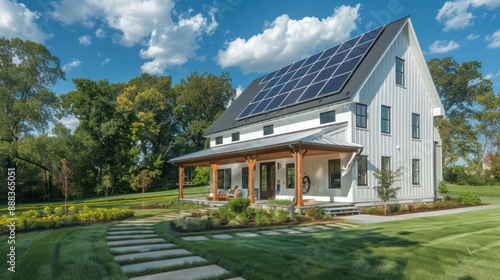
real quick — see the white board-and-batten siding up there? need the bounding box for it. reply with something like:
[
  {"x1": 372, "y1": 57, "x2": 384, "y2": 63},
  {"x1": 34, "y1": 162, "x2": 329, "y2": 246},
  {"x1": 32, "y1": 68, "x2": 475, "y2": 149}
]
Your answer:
[{"x1": 352, "y1": 27, "x2": 437, "y2": 203}]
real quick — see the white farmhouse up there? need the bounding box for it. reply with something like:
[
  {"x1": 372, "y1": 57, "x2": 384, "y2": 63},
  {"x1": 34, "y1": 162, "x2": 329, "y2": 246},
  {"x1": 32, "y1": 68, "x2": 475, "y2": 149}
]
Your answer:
[{"x1": 170, "y1": 16, "x2": 444, "y2": 207}]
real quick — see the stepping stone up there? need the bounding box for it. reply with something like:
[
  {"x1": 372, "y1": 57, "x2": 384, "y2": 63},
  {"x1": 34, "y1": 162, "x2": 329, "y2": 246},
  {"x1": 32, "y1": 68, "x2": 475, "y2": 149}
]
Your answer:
[
  {"x1": 234, "y1": 232, "x2": 259, "y2": 237},
  {"x1": 109, "y1": 227, "x2": 153, "y2": 231},
  {"x1": 258, "y1": 231, "x2": 281, "y2": 235},
  {"x1": 107, "y1": 238, "x2": 165, "y2": 247},
  {"x1": 110, "y1": 243, "x2": 176, "y2": 254},
  {"x1": 293, "y1": 227, "x2": 318, "y2": 232},
  {"x1": 121, "y1": 256, "x2": 206, "y2": 273},
  {"x1": 114, "y1": 249, "x2": 191, "y2": 262},
  {"x1": 325, "y1": 224, "x2": 344, "y2": 228},
  {"x1": 336, "y1": 223, "x2": 359, "y2": 228},
  {"x1": 107, "y1": 230, "x2": 155, "y2": 235},
  {"x1": 181, "y1": 236, "x2": 209, "y2": 241},
  {"x1": 212, "y1": 234, "x2": 233, "y2": 239},
  {"x1": 106, "y1": 234, "x2": 158, "y2": 240},
  {"x1": 121, "y1": 220, "x2": 156, "y2": 223},
  {"x1": 128, "y1": 264, "x2": 228, "y2": 280},
  {"x1": 278, "y1": 229, "x2": 301, "y2": 234},
  {"x1": 114, "y1": 223, "x2": 154, "y2": 227},
  {"x1": 312, "y1": 225, "x2": 331, "y2": 230}
]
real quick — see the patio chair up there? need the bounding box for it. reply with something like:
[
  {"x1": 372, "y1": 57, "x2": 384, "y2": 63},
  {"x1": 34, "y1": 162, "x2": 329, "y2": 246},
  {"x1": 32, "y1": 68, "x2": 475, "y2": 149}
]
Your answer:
[{"x1": 227, "y1": 185, "x2": 239, "y2": 199}]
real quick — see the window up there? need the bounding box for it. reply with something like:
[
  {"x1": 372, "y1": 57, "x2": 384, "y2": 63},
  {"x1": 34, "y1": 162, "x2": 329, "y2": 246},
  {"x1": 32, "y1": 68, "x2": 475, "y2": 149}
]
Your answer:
[
  {"x1": 242, "y1": 167, "x2": 248, "y2": 189},
  {"x1": 217, "y1": 169, "x2": 232, "y2": 189},
  {"x1": 263, "y1": 124, "x2": 274, "y2": 135},
  {"x1": 396, "y1": 57, "x2": 405, "y2": 86},
  {"x1": 412, "y1": 113, "x2": 420, "y2": 139},
  {"x1": 381, "y1": 157, "x2": 391, "y2": 171},
  {"x1": 381, "y1": 106, "x2": 391, "y2": 134},
  {"x1": 356, "y1": 103, "x2": 367, "y2": 128},
  {"x1": 328, "y1": 159, "x2": 341, "y2": 189},
  {"x1": 232, "y1": 132, "x2": 240, "y2": 142},
  {"x1": 357, "y1": 156, "x2": 368, "y2": 186},
  {"x1": 320, "y1": 110, "x2": 336, "y2": 124},
  {"x1": 215, "y1": 136, "x2": 223, "y2": 145},
  {"x1": 286, "y1": 164, "x2": 295, "y2": 189},
  {"x1": 412, "y1": 159, "x2": 420, "y2": 185}
]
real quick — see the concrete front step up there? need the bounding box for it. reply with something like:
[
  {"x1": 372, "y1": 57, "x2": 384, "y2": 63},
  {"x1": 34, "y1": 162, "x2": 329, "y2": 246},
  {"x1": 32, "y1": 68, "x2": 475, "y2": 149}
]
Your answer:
[
  {"x1": 128, "y1": 264, "x2": 228, "y2": 280},
  {"x1": 107, "y1": 238, "x2": 165, "y2": 247},
  {"x1": 114, "y1": 249, "x2": 192, "y2": 262},
  {"x1": 107, "y1": 230, "x2": 155, "y2": 235},
  {"x1": 106, "y1": 234, "x2": 158, "y2": 241},
  {"x1": 121, "y1": 256, "x2": 207, "y2": 273},
  {"x1": 110, "y1": 243, "x2": 176, "y2": 254}
]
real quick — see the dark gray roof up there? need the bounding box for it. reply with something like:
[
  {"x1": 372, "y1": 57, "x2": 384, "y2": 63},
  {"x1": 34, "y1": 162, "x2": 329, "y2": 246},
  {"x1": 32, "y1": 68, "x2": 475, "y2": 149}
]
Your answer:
[
  {"x1": 170, "y1": 122, "x2": 361, "y2": 165},
  {"x1": 205, "y1": 16, "x2": 409, "y2": 136}
]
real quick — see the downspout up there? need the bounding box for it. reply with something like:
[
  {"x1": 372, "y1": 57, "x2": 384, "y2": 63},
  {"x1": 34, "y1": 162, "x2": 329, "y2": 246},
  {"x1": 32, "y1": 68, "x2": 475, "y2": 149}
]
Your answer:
[{"x1": 345, "y1": 147, "x2": 364, "y2": 172}]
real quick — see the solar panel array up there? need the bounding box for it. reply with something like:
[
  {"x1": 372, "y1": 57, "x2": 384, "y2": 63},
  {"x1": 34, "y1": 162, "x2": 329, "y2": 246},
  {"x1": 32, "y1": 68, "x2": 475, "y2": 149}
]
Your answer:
[{"x1": 237, "y1": 26, "x2": 384, "y2": 119}]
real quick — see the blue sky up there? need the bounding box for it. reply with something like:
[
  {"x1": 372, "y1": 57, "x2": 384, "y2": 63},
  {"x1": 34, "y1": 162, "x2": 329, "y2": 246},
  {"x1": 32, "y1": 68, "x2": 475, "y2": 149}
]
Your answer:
[{"x1": 1, "y1": 0, "x2": 499, "y2": 130}]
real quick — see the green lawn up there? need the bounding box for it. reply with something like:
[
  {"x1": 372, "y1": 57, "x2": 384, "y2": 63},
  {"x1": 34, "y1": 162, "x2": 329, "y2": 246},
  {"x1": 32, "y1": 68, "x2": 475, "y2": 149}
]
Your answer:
[
  {"x1": 447, "y1": 184, "x2": 500, "y2": 197},
  {"x1": 157, "y1": 208, "x2": 500, "y2": 280},
  {"x1": 0, "y1": 186, "x2": 209, "y2": 215}
]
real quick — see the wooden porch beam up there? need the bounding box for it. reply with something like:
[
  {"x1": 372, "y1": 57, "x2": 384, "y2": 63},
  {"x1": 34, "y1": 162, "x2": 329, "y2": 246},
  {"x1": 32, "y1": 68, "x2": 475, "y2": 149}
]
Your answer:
[
  {"x1": 210, "y1": 161, "x2": 220, "y2": 201},
  {"x1": 178, "y1": 165, "x2": 185, "y2": 199},
  {"x1": 245, "y1": 156, "x2": 257, "y2": 204}
]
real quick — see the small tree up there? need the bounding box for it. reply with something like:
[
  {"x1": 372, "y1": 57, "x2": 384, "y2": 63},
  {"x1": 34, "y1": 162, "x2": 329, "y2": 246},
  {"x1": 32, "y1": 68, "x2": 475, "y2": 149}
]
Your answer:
[
  {"x1": 437, "y1": 181, "x2": 449, "y2": 198},
  {"x1": 131, "y1": 169, "x2": 152, "y2": 209},
  {"x1": 373, "y1": 166, "x2": 403, "y2": 214},
  {"x1": 58, "y1": 159, "x2": 75, "y2": 215}
]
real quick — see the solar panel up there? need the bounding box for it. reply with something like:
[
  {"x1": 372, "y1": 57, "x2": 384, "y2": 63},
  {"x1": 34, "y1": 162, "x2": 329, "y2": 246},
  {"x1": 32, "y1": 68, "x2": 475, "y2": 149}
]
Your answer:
[{"x1": 240, "y1": 25, "x2": 384, "y2": 119}]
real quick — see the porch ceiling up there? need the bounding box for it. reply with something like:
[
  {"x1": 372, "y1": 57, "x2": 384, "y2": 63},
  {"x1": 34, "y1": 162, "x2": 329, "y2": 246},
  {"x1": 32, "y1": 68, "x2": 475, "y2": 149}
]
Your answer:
[{"x1": 169, "y1": 123, "x2": 363, "y2": 167}]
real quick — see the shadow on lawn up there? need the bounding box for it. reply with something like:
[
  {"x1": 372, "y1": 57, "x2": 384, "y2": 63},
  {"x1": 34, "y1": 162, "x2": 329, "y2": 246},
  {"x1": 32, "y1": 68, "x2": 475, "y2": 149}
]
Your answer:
[{"x1": 168, "y1": 225, "x2": 419, "y2": 280}]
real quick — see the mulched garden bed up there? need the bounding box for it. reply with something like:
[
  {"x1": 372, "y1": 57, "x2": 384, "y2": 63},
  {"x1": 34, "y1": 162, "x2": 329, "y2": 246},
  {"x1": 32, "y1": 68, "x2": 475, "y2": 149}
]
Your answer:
[{"x1": 368, "y1": 203, "x2": 486, "y2": 216}]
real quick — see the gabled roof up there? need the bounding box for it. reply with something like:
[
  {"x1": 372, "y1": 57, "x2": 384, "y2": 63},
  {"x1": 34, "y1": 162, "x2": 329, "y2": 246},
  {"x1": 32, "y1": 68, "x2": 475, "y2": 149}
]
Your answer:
[
  {"x1": 169, "y1": 122, "x2": 361, "y2": 166},
  {"x1": 205, "y1": 16, "x2": 410, "y2": 136}
]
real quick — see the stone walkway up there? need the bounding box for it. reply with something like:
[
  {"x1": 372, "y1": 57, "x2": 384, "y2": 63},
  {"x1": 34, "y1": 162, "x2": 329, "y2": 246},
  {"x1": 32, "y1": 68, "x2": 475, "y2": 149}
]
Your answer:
[
  {"x1": 107, "y1": 212, "x2": 241, "y2": 280},
  {"x1": 180, "y1": 223, "x2": 359, "y2": 242}
]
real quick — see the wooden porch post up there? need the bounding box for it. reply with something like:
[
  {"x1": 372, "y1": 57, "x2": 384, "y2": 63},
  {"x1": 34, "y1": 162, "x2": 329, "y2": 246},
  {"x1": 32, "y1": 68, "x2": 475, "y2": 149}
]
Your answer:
[
  {"x1": 210, "y1": 161, "x2": 220, "y2": 201},
  {"x1": 245, "y1": 157, "x2": 257, "y2": 204},
  {"x1": 293, "y1": 149, "x2": 308, "y2": 207},
  {"x1": 178, "y1": 165, "x2": 185, "y2": 199}
]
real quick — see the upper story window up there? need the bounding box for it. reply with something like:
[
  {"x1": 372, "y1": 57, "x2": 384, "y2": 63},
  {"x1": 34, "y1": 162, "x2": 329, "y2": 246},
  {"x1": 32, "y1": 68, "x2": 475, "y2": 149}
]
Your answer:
[
  {"x1": 232, "y1": 132, "x2": 240, "y2": 142},
  {"x1": 412, "y1": 113, "x2": 420, "y2": 139},
  {"x1": 215, "y1": 136, "x2": 223, "y2": 145},
  {"x1": 396, "y1": 57, "x2": 405, "y2": 86},
  {"x1": 381, "y1": 106, "x2": 391, "y2": 134},
  {"x1": 356, "y1": 103, "x2": 367, "y2": 128},
  {"x1": 263, "y1": 124, "x2": 274, "y2": 136},
  {"x1": 381, "y1": 156, "x2": 391, "y2": 171},
  {"x1": 320, "y1": 110, "x2": 336, "y2": 124}
]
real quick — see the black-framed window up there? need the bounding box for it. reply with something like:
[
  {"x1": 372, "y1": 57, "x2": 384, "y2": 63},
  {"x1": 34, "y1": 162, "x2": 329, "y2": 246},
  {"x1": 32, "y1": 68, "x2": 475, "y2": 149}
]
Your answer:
[
  {"x1": 412, "y1": 159, "x2": 420, "y2": 185},
  {"x1": 286, "y1": 164, "x2": 295, "y2": 189},
  {"x1": 381, "y1": 106, "x2": 391, "y2": 134},
  {"x1": 328, "y1": 159, "x2": 341, "y2": 189},
  {"x1": 242, "y1": 167, "x2": 248, "y2": 189},
  {"x1": 263, "y1": 124, "x2": 274, "y2": 136},
  {"x1": 215, "y1": 136, "x2": 223, "y2": 145},
  {"x1": 381, "y1": 157, "x2": 391, "y2": 171},
  {"x1": 412, "y1": 113, "x2": 420, "y2": 139},
  {"x1": 357, "y1": 156, "x2": 368, "y2": 186},
  {"x1": 356, "y1": 103, "x2": 367, "y2": 128},
  {"x1": 232, "y1": 132, "x2": 240, "y2": 142},
  {"x1": 396, "y1": 57, "x2": 405, "y2": 86},
  {"x1": 217, "y1": 169, "x2": 231, "y2": 189},
  {"x1": 320, "y1": 110, "x2": 336, "y2": 124}
]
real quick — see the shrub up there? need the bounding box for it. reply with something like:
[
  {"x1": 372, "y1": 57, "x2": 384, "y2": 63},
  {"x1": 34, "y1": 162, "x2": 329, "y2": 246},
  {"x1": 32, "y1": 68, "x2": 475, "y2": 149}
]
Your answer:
[
  {"x1": 244, "y1": 207, "x2": 256, "y2": 219},
  {"x1": 211, "y1": 217, "x2": 221, "y2": 228},
  {"x1": 68, "y1": 206, "x2": 77, "y2": 215},
  {"x1": 254, "y1": 211, "x2": 271, "y2": 226},
  {"x1": 388, "y1": 204, "x2": 401, "y2": 213},
  {"x1": 217, "y1": 205, "x2": 236, "y2": 221},
  {"x1": 228, "y1": 219, "x2": 240, "y2": 227},
  {"x1": 235, "y1": 214, "x2": 250, "y2": 227},
  {"x1": 460, "y1": 191, "x2": 481, "y2": 205},
  {"x1": 407, "y1": 204, "x2": 414, "y2": 211},
  {"x1": 293, "y1": 213, "x2": 305, "y2": 222},
  {"x1": 437, "y1": 181, "x2": 449, "y2": 196},
  {"x1": 267, "y1": 199, "x2": 294, "y2": 206},
  {"x1": 305, "y1": 207, "x2": 326, "y2": 219},
  {"x1": 43, "y1": 206, "x2": 52, "y2": 216},
  {"x1": 272, "y1": 209, "x2": 288, "y2": 223},
  {"x1": 227, "y1": 198, "x2": 250, "y2": 214},
  {"x1": 54, "y1": 207, "x2": 64, "y2": 216}
]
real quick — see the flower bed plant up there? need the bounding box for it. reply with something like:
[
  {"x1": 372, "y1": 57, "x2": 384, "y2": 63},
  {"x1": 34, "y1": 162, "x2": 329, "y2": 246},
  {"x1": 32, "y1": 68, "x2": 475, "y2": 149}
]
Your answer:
[{"x1": 0, "y1": 205, "x2": 134, "y2": 232}]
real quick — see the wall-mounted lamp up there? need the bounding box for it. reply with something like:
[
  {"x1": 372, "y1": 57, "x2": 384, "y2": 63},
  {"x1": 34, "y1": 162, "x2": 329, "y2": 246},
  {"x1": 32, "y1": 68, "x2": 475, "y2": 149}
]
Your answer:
[{"x1": 277, "y1": 162, "x2": 281, "y2": 170}]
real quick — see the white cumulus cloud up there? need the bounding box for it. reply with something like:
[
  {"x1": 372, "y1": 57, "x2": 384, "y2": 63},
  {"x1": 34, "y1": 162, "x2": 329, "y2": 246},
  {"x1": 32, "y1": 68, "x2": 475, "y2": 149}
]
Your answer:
[
  {"x1": 95, "y1": 27, "x2": 105, "y2": 38},
  {"x1": 436, "y1": 0, "x2": 500, "y2": 31},
  {"x1": 467, "y1": 33, "x2": 480, "y2": 40},
  {"x1": 62, "y1": 59, "x2": 82, "y2": 73},
  {"x1": 50, "y1": 0, "x2": 218, "y2": 73},
  {"x1": 79, "y1": 35, "x2": 92, "y2": 46},
  {"x1": 216, "y1": 4, "x2": 361, "y2": 74},
  {"x1": 0, "y1": 0, "x2": 50, "y2": 42},
  {"x1": 484, "y1": 69, "x2": 500, "y2": 80},
  {"x1": 101, "y1": 58, "x2": 111, "y2": 66},
  {"x1": 60, "y1": 116, "x2": 80, "y2": 131},
  {"x1": 429, "y1": 40, "x2": 460, "y2": 54},
  {"x1": 486, "y1": 29, "x2": 500, "y2": 48}
]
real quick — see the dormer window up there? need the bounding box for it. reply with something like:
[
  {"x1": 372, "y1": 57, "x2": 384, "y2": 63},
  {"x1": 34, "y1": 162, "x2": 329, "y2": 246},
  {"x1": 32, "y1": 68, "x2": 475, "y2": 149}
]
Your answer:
[
  {"x1": 396, "y1": 57, "x2": 405, "y2": 86},
  {"x1": 232, "y1": 132, "x2": 240, "y2": 142},
  {"x1": 320, "y1": 110, "x2": 336, "y2": 124},
  {"x1": 215, "y1": 136, "x2": 223, "y2": 145},
  {"x1": 263, "y1": 124, "x2": 274, "y2": 136}
]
